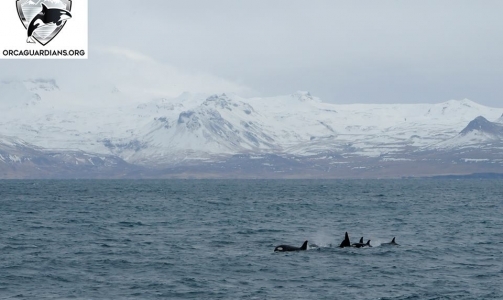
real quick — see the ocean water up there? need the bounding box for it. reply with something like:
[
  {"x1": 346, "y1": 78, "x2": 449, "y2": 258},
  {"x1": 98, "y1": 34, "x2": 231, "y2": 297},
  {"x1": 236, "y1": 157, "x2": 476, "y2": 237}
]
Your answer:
[{"x1": 0, "y1": 179, "x2": 502, "y2": 300}]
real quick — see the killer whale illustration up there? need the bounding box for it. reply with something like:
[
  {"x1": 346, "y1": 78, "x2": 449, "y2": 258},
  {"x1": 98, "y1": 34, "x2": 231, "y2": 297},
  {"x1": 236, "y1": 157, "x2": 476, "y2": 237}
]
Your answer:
[
  {"x1": 274, "y1": 240, "x2": 308, "y2": 252},
  {"x1": 26, "y1": 3, "x2": 72, "y2": 43},
  {"x1": 381, "y1": 237, "x2": 399, "y2": 246}
]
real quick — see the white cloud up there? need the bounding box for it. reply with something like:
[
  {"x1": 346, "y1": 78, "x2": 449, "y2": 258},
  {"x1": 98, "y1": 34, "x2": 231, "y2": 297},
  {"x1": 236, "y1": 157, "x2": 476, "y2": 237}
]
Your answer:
[
  {"x1": 86, "y1": 46, "x2": 254, "y2": 100},
  {"x1": 0, "y1": 46, "x2": 254, "y2": 106}
]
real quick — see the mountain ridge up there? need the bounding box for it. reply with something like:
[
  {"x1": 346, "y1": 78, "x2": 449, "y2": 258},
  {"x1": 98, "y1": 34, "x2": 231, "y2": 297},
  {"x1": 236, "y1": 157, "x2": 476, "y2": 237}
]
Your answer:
[{"x1": 1, "y1": 79, "x2": 502, "y2": 178}]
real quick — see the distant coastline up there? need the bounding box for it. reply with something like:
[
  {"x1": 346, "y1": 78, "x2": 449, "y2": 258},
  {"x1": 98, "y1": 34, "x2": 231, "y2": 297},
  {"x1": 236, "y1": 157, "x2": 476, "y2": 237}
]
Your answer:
[{"x1": 427, "y1": 173, "x2": 503, "y2": 179}]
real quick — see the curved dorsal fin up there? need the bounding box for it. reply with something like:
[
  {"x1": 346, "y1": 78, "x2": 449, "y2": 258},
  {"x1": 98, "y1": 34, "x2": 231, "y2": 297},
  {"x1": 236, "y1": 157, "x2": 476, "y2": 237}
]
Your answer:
[
  {"x1": 391, "y1": 237, "x2": 396, "y2": 243},
  {"x1": 359, "y1": 237, "x2": 363, "y2": 243},
  {"x1": 366, "y1": 240, "x2": 371, "y2": 245},
  {"x1": 300, "y1": 240, "x2": 308, "y2": 250},
  {"x1": 41, "y1": 3, "x2": 48, "y2": 13}
]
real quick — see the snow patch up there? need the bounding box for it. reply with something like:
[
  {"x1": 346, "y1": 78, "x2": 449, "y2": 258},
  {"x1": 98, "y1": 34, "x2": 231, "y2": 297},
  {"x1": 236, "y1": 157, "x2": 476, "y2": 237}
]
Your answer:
[{"x1": 8, "y1": 155, "x2": 21, "y2": 163}]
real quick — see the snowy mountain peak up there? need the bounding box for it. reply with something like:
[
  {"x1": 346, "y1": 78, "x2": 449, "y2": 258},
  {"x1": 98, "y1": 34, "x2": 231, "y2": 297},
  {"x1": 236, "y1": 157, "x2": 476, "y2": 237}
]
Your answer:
[
  {"x1": 460, "y1": 116, "x2": 503, "y2": 136},
  {"x1": 21, "y1": 0, "x2": 40, "y2": 6},
  {"x1": 201, "y1": 94, "x2": 255, "y2": 115}
]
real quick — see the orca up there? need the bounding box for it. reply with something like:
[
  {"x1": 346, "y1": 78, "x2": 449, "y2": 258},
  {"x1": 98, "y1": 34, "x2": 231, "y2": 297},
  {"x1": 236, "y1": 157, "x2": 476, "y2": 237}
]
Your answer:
[
  {"x1": 274, "y1": 240, "x2": 308, "y2": 252},
  {"x1": 381, "y1": 237, "x2": 399, "y2": 246},
  {"x1": 340, "y1": 233, "x2": 372, "y2": 248},
  {"x1": 339, "y1": 232, "x2": 351, "y2": 248},
  {"x1": 356, "y1": 237, "x2": 364, "y2": 244},
  {"x1": 351, "y1": 236, "x2": 372, "y2": 248},
  {"x1": 27, "y1": 4, "x2": 72, "y2": 43},
  {"x1": 352, "y1": 239, "x2": 372, "y2": 248}
]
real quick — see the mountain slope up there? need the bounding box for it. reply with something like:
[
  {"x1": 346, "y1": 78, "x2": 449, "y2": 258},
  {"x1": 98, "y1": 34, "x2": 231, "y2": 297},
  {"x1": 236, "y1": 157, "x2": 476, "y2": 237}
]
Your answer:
[{"x1": 0, "y1": 135, "x2": 139, "y2": 178}]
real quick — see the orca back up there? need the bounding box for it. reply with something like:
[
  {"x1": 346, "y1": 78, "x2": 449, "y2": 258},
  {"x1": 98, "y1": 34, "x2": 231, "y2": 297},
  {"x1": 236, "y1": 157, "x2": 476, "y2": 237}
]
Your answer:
[
  {"x1": 274, "y1": 240, "x2": 308, "y2": 252},
  {"x1": 274, "y1": 245, "x2": 297, "y2": 252},
  {"x1": 382, "y1": 237, "x2": 398, "y2": 246}
]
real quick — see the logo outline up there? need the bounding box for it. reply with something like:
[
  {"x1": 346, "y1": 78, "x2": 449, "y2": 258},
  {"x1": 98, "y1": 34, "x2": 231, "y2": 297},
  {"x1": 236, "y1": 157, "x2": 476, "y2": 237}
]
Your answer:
[{"x1": 16, "y1": 0, "x2": 73, "y2": 46}]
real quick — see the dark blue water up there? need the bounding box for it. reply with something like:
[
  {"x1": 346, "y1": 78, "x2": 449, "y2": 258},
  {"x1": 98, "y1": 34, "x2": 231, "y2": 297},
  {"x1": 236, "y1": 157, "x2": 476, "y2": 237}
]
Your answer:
[{"x1": 0, "y1": 180, "x2": 502, "y2": 299}]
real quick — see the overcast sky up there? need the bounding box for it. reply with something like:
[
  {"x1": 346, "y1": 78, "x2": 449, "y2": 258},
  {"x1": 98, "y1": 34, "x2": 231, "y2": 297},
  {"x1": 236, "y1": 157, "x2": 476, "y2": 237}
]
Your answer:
[{"x1": 2, "y1": 1, "x2": 503, "y2": 106}]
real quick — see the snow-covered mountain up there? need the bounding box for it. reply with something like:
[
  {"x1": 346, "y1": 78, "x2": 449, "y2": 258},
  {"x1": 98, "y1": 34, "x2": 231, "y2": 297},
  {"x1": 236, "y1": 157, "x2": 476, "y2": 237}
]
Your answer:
[
  {"x1": 21, "y1": 0, "x2": 41, "y2": 6},
  {"x1": 1, "y1": 78, "x2": 502, "y2": 178}
]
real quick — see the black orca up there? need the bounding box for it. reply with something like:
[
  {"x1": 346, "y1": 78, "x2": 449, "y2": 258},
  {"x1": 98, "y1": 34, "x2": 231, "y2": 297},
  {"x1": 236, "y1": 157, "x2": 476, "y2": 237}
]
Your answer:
[
  {"x1": 356, "y1": 237, "x2": 364, "y2": 244},
  {"x1": 339, "y1": 232, "x2": 351, "y2": 248},
  {"x1": 27, "y1": 4, "x2": 72, "y2": 43},
  {"x1": 382, "y1": 237, "x2": 399, "y2": 246},
  {"x1": 352, "y1": 239, "x2": 372, "y2": 248},
  {"x1": 274, "y1": 240, "x2": 308, "y2": 252}
]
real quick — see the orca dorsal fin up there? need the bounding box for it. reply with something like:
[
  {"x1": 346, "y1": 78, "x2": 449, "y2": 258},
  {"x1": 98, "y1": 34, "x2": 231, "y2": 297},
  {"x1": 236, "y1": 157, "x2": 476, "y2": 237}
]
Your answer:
[
  {"x1": 366, "y1": 240, "x2": 371, "y2": 245},
  {"x1": 359, "y1": 237, "x2": 363, "y2": 243},
  {"x1": 340, "y1": 232, "x2": 351, "y2": 248},
  {"x1": 300, "y1": 240, "x2": 308, "y2": 250},
  {"x1": 41, "y1": 3, "x2": 48, "y2": 13},
  {"x1": 391, "y1": 237, "x2": 396, "y2": 243}
]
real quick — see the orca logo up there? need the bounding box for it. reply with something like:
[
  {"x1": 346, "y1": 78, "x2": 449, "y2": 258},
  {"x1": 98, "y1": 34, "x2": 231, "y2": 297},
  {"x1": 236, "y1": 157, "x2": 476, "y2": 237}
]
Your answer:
[{"x1": 16, "y1": 0, "x2": 72, "y2": 46}]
